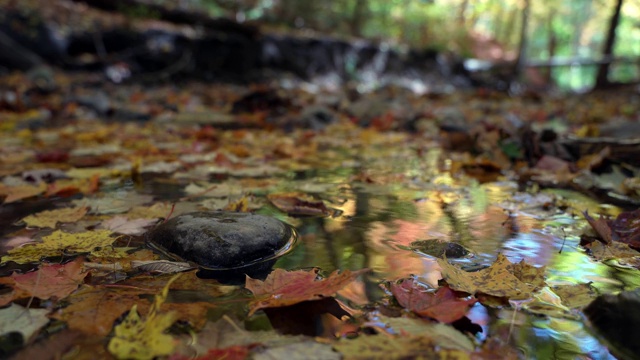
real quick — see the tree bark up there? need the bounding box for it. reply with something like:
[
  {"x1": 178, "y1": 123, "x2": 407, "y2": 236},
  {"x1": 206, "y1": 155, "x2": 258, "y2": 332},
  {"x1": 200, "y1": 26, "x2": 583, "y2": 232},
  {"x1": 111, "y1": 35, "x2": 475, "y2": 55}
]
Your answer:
[
  {"x1": 350, "y1": 0, "x2": 368, "y2": 37},
  {"x1": 513, "y1": 0, "x2": 530, "y2": 79},
  {"x1": 595, "y1": 0, "x2": 624, "y2": 88}
]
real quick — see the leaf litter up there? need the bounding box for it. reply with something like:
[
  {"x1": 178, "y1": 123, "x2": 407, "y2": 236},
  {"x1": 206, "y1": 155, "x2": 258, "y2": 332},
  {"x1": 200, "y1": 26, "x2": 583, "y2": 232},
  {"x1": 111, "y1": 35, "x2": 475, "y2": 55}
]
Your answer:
[{"x1": 1, "y1": 68, "x2": 640, "y2": 359}]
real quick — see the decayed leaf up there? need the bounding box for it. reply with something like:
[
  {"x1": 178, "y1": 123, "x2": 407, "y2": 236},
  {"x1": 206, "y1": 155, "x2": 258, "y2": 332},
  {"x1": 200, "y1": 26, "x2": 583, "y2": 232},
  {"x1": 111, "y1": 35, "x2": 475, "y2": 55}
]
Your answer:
[
  {"x1": 253, "y1": 341, "x2": 340, "y2": 360},
  {"x1": 0, "y1": 258, "x2": 87, "y2": 303},
  {"x1": 0, "y1": 182, "x2": 47, "y2": 203},
  {"x1": 126, "y1": 202, "x2": 174, "y2": 220},
  {"x1": 551, "y1": 283, "x2": 599, "y2": 309},
  {"x1": 72, "y1": 192, "x2": 153, "y2": 214},
  {"x1": 170, "y1": 345, "x2": 252, "y2": 360},
  {"x1": 389, "y1": 279, "x2": 477, "y2": 323},
  {"x1": 438, "y1": 254, "x2": 545, "y2": 300},
  {"x1": 223, "y1": 196, "x2": 250, "y2": 212},
  {"x1": 22, "y1": 206, "x2": 88, "y2": 228},
  {"x1": 107, "y1": 275, "x2": 180, "y2": 360},
  {"x1": 267, "y1": 192, "x2": 334, "y2": 216},
  {"x1": 1, "y1": 229, "x2": 116, "y2": 264},
  {"x1": 370, "y1": 315, "x2": 475, "y2": 352},
  {"x1": 0, "y1": 304, "x2": 50, "y2": 341},
  {"x1": 246, "y1": 268, "x2": 369, "y2": 316},
  {"x1": 100, "y1": 216, "x2": 157, "y2": 235}
]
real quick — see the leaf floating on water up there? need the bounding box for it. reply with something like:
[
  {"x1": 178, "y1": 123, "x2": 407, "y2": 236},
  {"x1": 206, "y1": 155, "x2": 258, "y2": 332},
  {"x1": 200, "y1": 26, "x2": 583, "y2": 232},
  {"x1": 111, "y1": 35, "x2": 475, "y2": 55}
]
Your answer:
[
  {"x1": 246, "y1": 268, "x2": 369, "y2": 316},
  {"x1": 551, "y1": 283, "x2": 599, "y2": 309},
  {"x1": 437, "y1": 254, "x2": 545, "y2": 300},
  {"x1": 267, "y1": 192, "x2": 334, "y2": 216},
  {"x1": 100, "y1": 216, "x2": 158, "y2": 235},
  {"x1": 0, "y1": 258, "x2": 88, "y2": 303},
  {"x1": 132, "y1": 260, "x2": 195, "y2": 274},
  {"x1": 388, "y1": 278, "x2": 477, "y2": 323},
  {"x1": 107, "y1": 274, "x2": 180, "y2": 360},
  {"x1": 22, "y1": 206, "x2": 88, "y2": 229},
  {"x1": 1, "y1": 230, "x2": 115, "y2": 264}
]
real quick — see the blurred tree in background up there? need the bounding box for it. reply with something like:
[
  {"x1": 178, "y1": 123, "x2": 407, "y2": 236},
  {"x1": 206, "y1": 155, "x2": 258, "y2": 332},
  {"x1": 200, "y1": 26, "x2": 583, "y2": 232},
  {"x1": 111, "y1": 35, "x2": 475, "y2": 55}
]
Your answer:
[{"x1": 188, "y1": 0, "x2": 639, "y2": 90}]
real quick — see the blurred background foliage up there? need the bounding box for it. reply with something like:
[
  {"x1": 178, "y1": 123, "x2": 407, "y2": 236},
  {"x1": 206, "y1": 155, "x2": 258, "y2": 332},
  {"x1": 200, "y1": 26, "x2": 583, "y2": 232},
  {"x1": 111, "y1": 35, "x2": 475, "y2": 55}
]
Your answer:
[{"x1": 170, "y1": 0, "x2": 639, "y2": 90}]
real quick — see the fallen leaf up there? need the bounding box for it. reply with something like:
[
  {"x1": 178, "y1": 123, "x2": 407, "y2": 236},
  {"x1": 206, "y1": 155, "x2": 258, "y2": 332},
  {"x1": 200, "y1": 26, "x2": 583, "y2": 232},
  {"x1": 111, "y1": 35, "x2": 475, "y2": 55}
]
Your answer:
[
  {"x1": 170, "y1": 345, "x2": 252, "y2": 360},
  {"x1": 438, "y1": 254, "x2": 545, "y2": 300},
  {"x1": 100, "y1": 216, "x2": 157, "y2": 235},
  {"x1": 0, "y1": 304, "x2": 50, "y2": 341},
  {"x1": 551, "y1": 283, "x2": 599, "y2": 309},
  {"x1": 22, "y1": 206, "x2": 88, "y2": 228},
  {"x1": 246, "y1": 268, "x2": 369, "y2": 316},
  {"x1": 223, "y1": 196, "x2": 249, "y2": 212},
  {"x1": 333, "y1": 334, "x2": 468, "y2": 360},
  {"x1": 388, "y1": 279, "x2": 477, "y2": 323},
  {"x1": 8, "y1": 329, "x2": 84, "y2": 360},
  {"x1": 253, "y1": 341, "x2": 339, "y2": 360},
  {"x1": 72, "y1": 192, "x2": 153, "y2": 214},
  {"x1": 370, "y1": 314, "x2": 475, "y2": 352},
  {"x1": 583, "y1": 241, "x2": 640, "y2": 260},
  {"x1": 583, "y1": 211, "x2": 616, "y2": 244},
  {"x1": 267, "y1": 192, "x2": 334, "y2": 216},
  {"x1": 1, "y1": 230, "x2": 116, "y2": 264},
  {"x1": 107, "y1": 275, "x2": 180, "y2": 359},
  {"x1": 2, "y1": 258, "x2": 87, "y2": 302},
  {"x1": 0, "y1": 182, "x2": 47, "y2": 203}
]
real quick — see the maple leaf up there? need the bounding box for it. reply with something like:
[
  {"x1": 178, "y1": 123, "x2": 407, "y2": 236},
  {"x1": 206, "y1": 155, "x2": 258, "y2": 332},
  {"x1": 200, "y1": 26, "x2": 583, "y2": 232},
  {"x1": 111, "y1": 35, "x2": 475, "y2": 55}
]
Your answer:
[
  {"x1": 0, "y1": 304, "x2": 50, "y2": 341},
  {"x1": 22, "y1": 206, "x2": 88, "y2": 228},
  {"x1": 223, "y1": 196, "x2": 250, "y2": 212},
  {"x1": 100, "y1": 216, "x2": 157, "y2": 235},
  {"x1": 333, "y1": 334, "x2": 469, "y2": 360},
  {"x1": 0, "y1": 182, "x2": 46, "y2": 203},
  {"x1": 267, "y1": 192, "x2": 334, "y2": 216},
  {"x1": 108, "y1": 274, "x2": 180, "y2": 360},
  {"x1": 438, "y1": 254, "x2": 545, "y2": 300},
  {"x1": 0, "y1": 258, "x2": 87, "y2": 304},
  {"x1": 388, "y1": 279, "x2": 477, "y2": 323},
  {"x1": 246, "y1": 268, "x2": 369, "y2": 316},
  {"x1": 1, "y1": 229, "x2": 115, "y2": 264},
  {"x1": 583, "y1": 211, "x2": 616, "y2": 244}
]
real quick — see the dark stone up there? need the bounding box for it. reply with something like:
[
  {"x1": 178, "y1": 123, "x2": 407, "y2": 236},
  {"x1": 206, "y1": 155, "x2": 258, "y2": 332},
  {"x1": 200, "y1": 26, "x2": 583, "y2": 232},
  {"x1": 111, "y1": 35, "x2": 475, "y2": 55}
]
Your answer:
[
  {"x1": 410, "y1": 240, "x2": 470, "y2": 259},
  {"x1": 145, "y1": 211, "x2": 296, "y2": 282},
  {"x1": 584, "y1": 288, "x2": 640, "y2": 360}
]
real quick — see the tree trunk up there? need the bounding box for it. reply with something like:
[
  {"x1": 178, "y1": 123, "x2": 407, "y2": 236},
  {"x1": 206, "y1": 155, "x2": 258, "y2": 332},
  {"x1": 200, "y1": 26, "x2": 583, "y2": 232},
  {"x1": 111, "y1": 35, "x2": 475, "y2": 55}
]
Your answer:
[
  {"x1": 545, "y1": 7, "x2": 557, "y2": 83},
  {"x1": 513, "y1": 0, "x2": 530, "y2": 79},
  {"x1": 350, "y1": 0, "x2": 368, "y2": 37},
  {"x1": 595, "y1": 0, "x2": 624, "y2": 88}
]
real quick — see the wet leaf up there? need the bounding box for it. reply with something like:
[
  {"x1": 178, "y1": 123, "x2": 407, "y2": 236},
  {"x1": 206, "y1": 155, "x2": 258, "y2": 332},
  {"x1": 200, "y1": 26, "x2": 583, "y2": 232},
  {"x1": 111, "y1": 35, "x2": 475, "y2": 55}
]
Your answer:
[
  {"x1": 388, "y1": 279, "x2": 477, "y2": 323},
  {"x1": 100, "y1": 216, "x2": 158, "y2": 235},
  {"x1": 107, "y1": 275, "x2": 180, "y2": 359},
  {"x1": 0, "y1": 258, "x2": 87, "y2": 303},
  {"x1": 131, "y1": 260, "x2": 195, "y2": 274},
  {"x1": 333, "y1": 334, "x2": 468, "y2": 360},
  {"x1": 1, "y1": 230, "x2": 116, "y2": 264},
  {"x1": 0, "y1": 304, "x2": 50, "y2": 341},
  {"x1": 170, "y1": 345, "x2": 251, "y2": 360},
  {"x1": 21, "y1": 206, "x2": 88, "y2": 228},
  {"x1": 253, "y1": 341, "x2": 339, "y2": 360},
  {"x1": 72, "y1": 192, "x2": 153, "y2": 214},
  {"x1": 267, "y1": 192, "x2": 334, "y2": 216},
  {"x1": 583, "y1": 211, "x2": 615, "y2": 244},
  {"x1": 551, "y1": 283, "x2": 599, "y2": 309},
  {"x1": 0, "y1": 182, "x2": 47, "y2": 203},
  {"x1": 246, "y1": 268, "x2": 369, "y2": 316},
  {"x1": 370, "y1": 315, "x2": 475, "y2": 352},
  {"x1": 583, "y1": 241, "x2": 640, "y2": 261},
  {"x1": 438, "y1": 254, "x2": 545, "y2": 300}
]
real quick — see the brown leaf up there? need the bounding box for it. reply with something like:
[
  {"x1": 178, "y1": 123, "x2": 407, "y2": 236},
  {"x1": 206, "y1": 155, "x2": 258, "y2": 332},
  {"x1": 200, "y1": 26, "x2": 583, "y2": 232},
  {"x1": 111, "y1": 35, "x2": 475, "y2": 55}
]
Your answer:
[
  {"x1": 267, "y1": 192, "x2": 333, "y2": 216},
  {"x1": 389, "y1": 279, "x2": 477, "y2": 323},
  {"x1": 438, "y1": 254, "x2": 545, "y2": 300},
  {"x1": 246, "y1": 268, "x2": 369, "y2": 316},
  {"x1": 583, "y1": 211, "x2": 616, "y2": 244}
]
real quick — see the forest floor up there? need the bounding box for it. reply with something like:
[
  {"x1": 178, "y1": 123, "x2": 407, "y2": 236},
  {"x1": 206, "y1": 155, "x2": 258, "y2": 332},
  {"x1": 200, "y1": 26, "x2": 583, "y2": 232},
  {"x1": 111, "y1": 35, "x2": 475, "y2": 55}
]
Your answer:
[{"x1": 1, "y1": 69, "x2": 640, "y2": 359}]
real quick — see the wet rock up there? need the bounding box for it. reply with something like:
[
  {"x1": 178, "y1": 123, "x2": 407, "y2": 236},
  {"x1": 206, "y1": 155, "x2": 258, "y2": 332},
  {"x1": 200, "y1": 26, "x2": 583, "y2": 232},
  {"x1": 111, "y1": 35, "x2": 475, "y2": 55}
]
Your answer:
[
  {"x1": 410, "y1": 240, "x2": 470, "y2": 259},
  {"x1": 145, "y1": 211, "x2": 296, "y2": 282},
  {"x1": 584, "y1": 288, "x2": 640, "y2": 360}
]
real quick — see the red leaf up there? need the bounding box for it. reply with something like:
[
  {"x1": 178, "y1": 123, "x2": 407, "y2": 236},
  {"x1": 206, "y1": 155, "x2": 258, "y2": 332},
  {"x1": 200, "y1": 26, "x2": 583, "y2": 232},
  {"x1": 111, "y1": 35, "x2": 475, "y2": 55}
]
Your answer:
[
  {"x1": 389, "y1": 278, "x2": 477, "y2": 323},
  {"x1": 11, "y1": 258, "x2": 88, "y2": 300},
  {"x1": 170, "y1": 345, "x2": 250, "y2": 360},
  {"x1": 583, "y1": 211, "x2": 616, "y2": 244},
  {"x1": 609, "y1": 208, "x2": 640, "y2": 249},
  {"x1": 246, "y1": 268, "x2": 369, "y2": 316}
]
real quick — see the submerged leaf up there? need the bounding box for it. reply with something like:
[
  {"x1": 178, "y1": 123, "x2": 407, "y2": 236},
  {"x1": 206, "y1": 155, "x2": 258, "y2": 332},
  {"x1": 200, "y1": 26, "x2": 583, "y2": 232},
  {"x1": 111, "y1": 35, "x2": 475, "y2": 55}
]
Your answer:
[
  {"x1": 22, "y1": 206, "x2": 88, "y2": 228},
  {"x1": 0, "y1": 304, "x2": 50, "y2": 341},
  {"x1": 107, "y1": 275, "x2": 180, "y2": 359}
]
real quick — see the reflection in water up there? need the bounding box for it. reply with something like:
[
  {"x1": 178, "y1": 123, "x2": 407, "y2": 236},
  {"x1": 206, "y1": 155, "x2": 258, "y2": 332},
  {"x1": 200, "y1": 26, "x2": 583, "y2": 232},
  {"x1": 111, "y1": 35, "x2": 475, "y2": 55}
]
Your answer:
[{"x1": 270, "y1": 171, "x2": 639, "y2": 358}]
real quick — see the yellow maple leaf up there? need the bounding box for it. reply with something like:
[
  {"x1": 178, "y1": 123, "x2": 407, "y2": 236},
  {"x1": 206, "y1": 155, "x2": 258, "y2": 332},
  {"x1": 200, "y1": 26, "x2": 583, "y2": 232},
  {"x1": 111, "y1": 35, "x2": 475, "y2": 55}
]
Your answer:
[
  {"x1": 1, "y1": 229, "x2": 115, "y2": 264},
  {"x1": 108, "y1": 275, "x2": 180, "y2": 360},
  {"x1": 22, "y1": 207, "x2": 88, "y2": 228}
]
